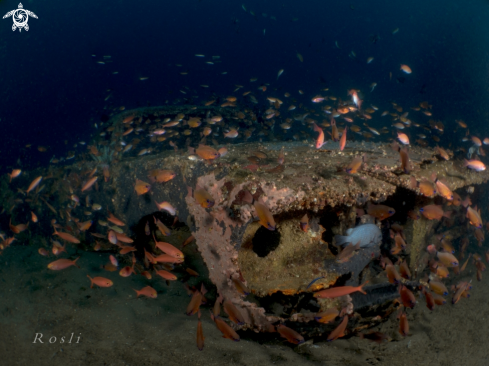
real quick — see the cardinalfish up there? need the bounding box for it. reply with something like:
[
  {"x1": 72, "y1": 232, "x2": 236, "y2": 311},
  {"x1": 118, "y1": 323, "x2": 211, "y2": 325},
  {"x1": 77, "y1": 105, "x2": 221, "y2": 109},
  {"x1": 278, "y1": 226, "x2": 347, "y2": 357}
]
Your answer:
[
  {"x1": 431, "y1": 173, "x2": 453, "y2": 200},
  {"x1": 254, "y1": 201, "x2": 276, "y2": 230},
  {"x1": 276, "y1": 324, "x2": 304, "y2": 345},
  {"x1": 148, "y1": 169, "x2": 176, "y2": 183},
  {"x1": 466, "y1": 206, "x2": 482, "y2": 228},
  {"x1": 154, "y1": 216, "x2": 171, "y2": 236},
  {"x1": 327, "y1": 316, "x2": 348, "y2": 342},
  {"x1": 427, "y1": 245, "x2": 459, "y2": 267},
  {"x1": 419, "y1": 205, "x2": 451, "y2": 221},
  {"x1": 194, "y1": 187, "x2": 215, "y2": 208},
  {"x1": 134, "y1": 179, "x2": 151, "y2": 195},
  {"x1": 155, "y1": 201, "x2": 176, "y2": 215},
  {"x1": 315, "y1": 308, "x2": 339, "y2": 324},
  {"x1": 210, "y1": 312, "x2": 240, "y2": 342},
  {"x1": 313, "y1": 123, "x2": 326, "y2": 149},
  {"x1": 436, "y1": 146, "x2": 449, "y2": 160},
  {"x1": 409, "y1": 177, "x2": 436, "y2": 197},
  {"x1": 195, "y1": 144, "x2": 220, "y2": 160},
  {"x1": 366, "y1": 203, "x2": 395, "y2": 221},
  {"x1": 345, "y1": 154, "x2": 366, "y2": 174}
]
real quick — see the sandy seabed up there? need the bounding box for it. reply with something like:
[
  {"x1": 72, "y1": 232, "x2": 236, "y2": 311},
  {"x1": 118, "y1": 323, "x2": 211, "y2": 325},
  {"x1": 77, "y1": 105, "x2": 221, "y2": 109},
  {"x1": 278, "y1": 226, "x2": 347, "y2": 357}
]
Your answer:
[{"x1": 1, "y1": 246, "x2": 488, "y2": 366}]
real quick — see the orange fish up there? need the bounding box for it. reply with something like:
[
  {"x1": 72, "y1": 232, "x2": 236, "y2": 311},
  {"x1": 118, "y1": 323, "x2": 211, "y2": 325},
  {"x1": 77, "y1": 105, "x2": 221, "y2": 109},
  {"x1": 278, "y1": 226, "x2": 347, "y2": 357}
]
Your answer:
[
  {"x1": 276, "y1": 324, "x2": 305, "y2": 345},
  {"x1": 87, "y1": 275, "x2": 113, "y2": 288},
  {"x1": 416, "y1": 179, "x2": 436, "y2": 197},
  {"x1": 314, "y1": 283, "x2": 367, "y2": 299},
  {"x1": 436, "y1": 146, "x2": 449, "y2": 160},
  {"x1": 26, "y1": 176, "x2": 42, "y2": 194},
  {"x1": 429, "y1": 278, "x2": 448, "y2": 296},
  {"x1": 107, "y1": 213, "x2": 125, "y2": 226},
  {"x1": 313, "y1": 123, "x2": 326, "y2": 149},
  {"x1": 232, "y1": 278, "x2": 250, "y2": 296},
  {"x1": 154, "y1": 216, "x2": 171, "y2": 236},
  {"x1": 187, "y1": 284, "x2": 206, "y2": 315},
  {"x1": 153, "y1": 234, "x2": 183, "y2": 258},
  {"x1": 400, "y1": 64, "x2": 412, "y2": 74},
  {"x1": 8, "y1": 169, "x2": 21, "y2": 182},
  {"x1": 81, "y1": 176, "x2": 98, "y2": 192},
  {"x1": 154, "y1": 254, "x2": 184, "y2": 264},
  {"x1": 223, "y1": 299, "x2": 245, "y2": 325},
  {"x1": 119, "y1": 265, "x2": 135, "y2": 277},
  {"x1": 155, "y1": 269, "x2": 177, "y2": 280},
  {"x1": 398, "y1": 311, "x2": 409, "y2": 336},
  {"x1": 464, "y1": 159, "x2": 486, "y2": 171},
  {"x1": 134, "y1": 286, "x2": 157, "y2": 298},
  {"x1": 31, "y1": 211, "x2": 38, "y2": 223},
  {"x1": 399, "y1": 284, "x2": 416, "y2": 309},
  {"x1": 194, "y1": 188, "x2": 215, "y2": 208},
  {"x1": 345, "y1": 154, "x2": 365, "y2": 174},
  {"x1": 134, "y1": 179, "x2": 151, "y2": 195},
  {"x1": 392, "y1": 142, "x2": 410, "y2": 173},
  {"x1": 108, "y1": 230, "x2": 118, "y2": 245},
  {"x1": 331, "y1": 118, "x2": 339, "y2": 142},
  {"x1": 196, "y1": 145, "x2": 220, "y2": 160},
  {"x1": 38, "y1": 248, "x2": 49, "y2": 256},
  {"x1": 433, "y1": 177, "x2": 453, "y2": 201},
  {"x1": 47, "y1": 257, "x2": 79, "y2": 270},
  {"x1": 155, "y1": 201, "x2": 176, "y2": 215},
  {"x1": 339, "y1": 126, "x2": 347, "y2": 151},
  {"x1": 148, "y1": 169, "x2": 176, "y2": 183},
  {"x1": 53, "y1": 228, "x2": 80, "y2": 244},
  {"x1": 9, "y1": 218, "x2": 28, "y2": 234},
  {"x1": 419, "y1": 205, "x2": 451, "y2": 221},
  {"x1": 314, "y1": 308, "x2": 339, "y2": 324},
  {"x1": 210, "y1": 313, "x2": 240, "y2": 341},
  {"x1": 397, "y1": 132, "x2": 409, "y2": 145},
  {"x1": 78, "y1": 220, "x2": 93, "y2": 231},
  {"x1": 466, "y1": 206, "x2": 482, "y2": 228},
  {"x1": 254, "y1": 201, "x2": 276, "y2": 230},
  {"x1": 385, "y1": 264, "x2": 401, "y2": 284},
  {"x1": 327, "y1": 316, "x2": 348, "y2": 341},
  {"x1": 367, "y1": 203, "x2": 395, "y2": 221},
  {"x1": 115, "y1": 232, "x2": 133, "y2": 243},
  {"x1": 119, "y1": 245, "x2": 136, "y2": 255}
]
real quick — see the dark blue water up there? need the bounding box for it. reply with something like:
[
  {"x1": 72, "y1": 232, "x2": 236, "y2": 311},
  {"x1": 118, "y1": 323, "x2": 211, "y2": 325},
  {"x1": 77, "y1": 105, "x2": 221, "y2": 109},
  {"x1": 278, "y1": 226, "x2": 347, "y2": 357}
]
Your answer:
[{"x1": 1, "y1": 0, "x2": 489, "y2": 173}]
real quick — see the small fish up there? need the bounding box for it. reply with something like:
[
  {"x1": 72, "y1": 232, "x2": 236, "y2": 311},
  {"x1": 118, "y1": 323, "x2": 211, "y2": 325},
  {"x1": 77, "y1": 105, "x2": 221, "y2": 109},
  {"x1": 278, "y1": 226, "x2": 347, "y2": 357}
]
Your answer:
[
  {"x1": 53, "y1": 228, "x2": 80, "y2": 244},
  {"x1": 134, "y1": 286, "x2": 157, "y2": 298},
  {"x1": 197, "y1": 311, "x2": 205, "y2": 351},
  {"x1": 187, "y1": 284, "x2": 206, "y2": 315},
  {"x1": 254, "y1": 201, "x2": 276, "y2": 230},
  {"x1": 224, "y1": 129, "x2": 239, "y2": 138},
  {"x1": 194, "y1": 187, "x2": 215, "y2": 208},
  {"x1": 38, "y1": 248, "x2": 49, "y2": 256},
  {"x1": 81, "y1": 176, "x2": 98, "y2": 192},
  {"x1": 400, "y1": 64, "x2": 412, "y2": 74},
  {"x1": 313, "y1": 123, "x2": 326, "y2": 149},
  {"x1": 134, "y1": 179, "x2": 151, "y2": 195},
  {"x1": 464, "y1": 159, "x2": 486, "y2": 171},
  {"x1": 467, "y1": 206, "x2": 482, "y2": 228},
  {"x1": 87, "y1": 275, "x2": 113, "y2": 288},
  {"x1": 331, "y1": 118, "x2": 339, "y2": 142},
  {"x1": 367, "y1": 203, "x2": 396, "y2": 221},
  {"x1": 336, "y1": 242, "x2": 360, "y2": 263},
  {"x1": 277, "y1": 69, "x2": 284, "y2": 79},
  {"x1": 314, "y1": 308, "x2": 339, "y2": 324},
  {"x1": 345, "y1": 154, "x2": 366, "y2": 174},
  {"x1": 327, "y1": 316, "x2": 348, "y2": 341},
  {"x1": 155, "y1": 269, "x2": 177, "y2": 281},
  {"x1": 148, "y1": 169, "x2": 176, "y2": 183},
  {"x1": 154, "y1": 216, "x2": 171, "y2": 236},
  {"x1": 419, "y1": 205, "x2": 451, "y2": 221},
  {"x1": 107, "y1": 213, "x2": 125, "y2": 226},
  {"x1": 26, "y1": 176, "x2": 42, "y2": 194},
  {"x1": 153, "y1": 234, "x2": 183, "y2": 258},
  {"x1": 397, "y1": 132, "x2": 409, "y2": 145},
  {"x1": 47, "y1": 257, "x2": 79, "y2": 270},
  {"x1": 339, "y1": 126, "x2": 347, "y2": 151},
  {"x1": 276, "y1": 324, "x2": 304, "y2": 345},
  {"x1": 314, "y1": 283, "x2": 367, "y2": 299},
  {"x1": 223, "y1": 299, "x2": 245, "y2": 325},
  {"x1": 232, "y1": 278, "x2": 250, "y2": 296},
  {"x1": 398, "y1": 311, "x2": 409, "y2": 336},
  {"x1": 8, "y1": 169, "x2": 21, "y2": 182},
  {"x1": 155, "y1": 201, "x2": 176, "y2": 215}
]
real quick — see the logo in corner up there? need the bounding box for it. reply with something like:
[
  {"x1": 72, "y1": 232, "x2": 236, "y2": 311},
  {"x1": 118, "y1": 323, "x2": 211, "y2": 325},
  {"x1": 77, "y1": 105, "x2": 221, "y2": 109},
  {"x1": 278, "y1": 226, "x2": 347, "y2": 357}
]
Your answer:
[{"x1": 3, "y1": 3, "x2": 38, "y2": 32}]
